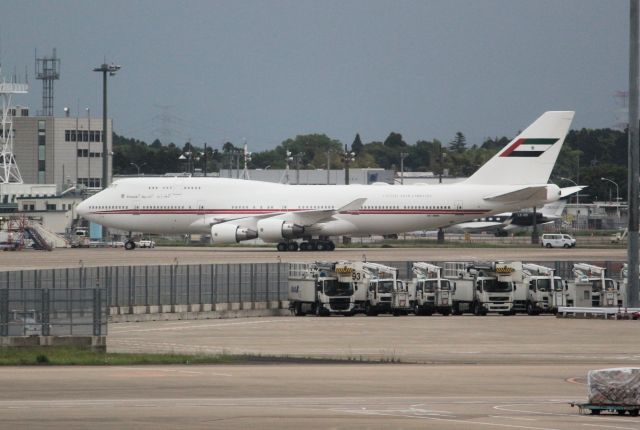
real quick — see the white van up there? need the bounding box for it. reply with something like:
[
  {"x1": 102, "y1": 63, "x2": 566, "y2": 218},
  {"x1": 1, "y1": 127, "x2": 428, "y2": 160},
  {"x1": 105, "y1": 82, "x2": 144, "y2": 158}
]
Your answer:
[{"x1": 541, "y1": 233, "x2": 576, "y2": 248}]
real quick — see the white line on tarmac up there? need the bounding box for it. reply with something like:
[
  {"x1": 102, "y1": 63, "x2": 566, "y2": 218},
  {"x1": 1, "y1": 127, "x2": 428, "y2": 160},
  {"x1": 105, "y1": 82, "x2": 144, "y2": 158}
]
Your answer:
[
  {"x1": 582, "y1": 424, "x2": 639, "y2": 430},
  {"x1": 490, "y1": 416, "x2": 537, "y2": 421},
  {"x1": 495, "y1": 403, "x2": 640, "y2": 425}
]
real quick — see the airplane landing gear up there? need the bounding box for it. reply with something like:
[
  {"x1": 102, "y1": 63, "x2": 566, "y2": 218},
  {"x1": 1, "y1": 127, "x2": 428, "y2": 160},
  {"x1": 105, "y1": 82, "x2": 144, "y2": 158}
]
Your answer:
[
  {"x1": 124, "y1": 240, "x2": 136, "y2": 251},
  {"x1": 276, "y1": 239, "x2": 335, "y2": 251}
]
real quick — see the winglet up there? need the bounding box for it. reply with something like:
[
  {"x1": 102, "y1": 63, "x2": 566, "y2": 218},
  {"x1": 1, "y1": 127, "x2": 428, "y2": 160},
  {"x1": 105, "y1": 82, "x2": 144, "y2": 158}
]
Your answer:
[{"x1": 338, "y1": 198, "x2": 367, "y2": 213}]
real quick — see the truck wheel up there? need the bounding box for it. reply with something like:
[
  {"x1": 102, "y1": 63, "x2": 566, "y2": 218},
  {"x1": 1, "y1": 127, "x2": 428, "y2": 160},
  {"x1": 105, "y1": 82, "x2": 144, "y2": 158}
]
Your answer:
[
  {"x1": 441, "y1": 309, "x2": 451, "y2": 316},
  {"x1": 630, "y1": 409, "x2": 639, "y2": 416},
  {"x1": 590, "y1": 409, "x2": 601, "y2": 415},
  {"x1": 414, "y1": 304, "x2": 422, "y2": 315},
  {"x1": 124, "y1": 240, "x2": 136, "y2": 251},
  {"x1": 293, "y1": 303, "x2": 304, "y2": 316}
]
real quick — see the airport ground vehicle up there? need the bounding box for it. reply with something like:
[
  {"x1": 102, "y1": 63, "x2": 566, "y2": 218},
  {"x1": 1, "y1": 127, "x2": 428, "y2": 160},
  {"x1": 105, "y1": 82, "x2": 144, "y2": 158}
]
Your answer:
[
  {"x1": 335, "y1": 261, "x2": 402, "y2": 316},
  {"x1": 541, "y1": 233, "x2": 576, "y2": 248},
  {"x1": 567, "y1": 263, "x2": 620, "y2": 307},
  {"x1": 288, "y1": 262, "x2": 355, "y2": 316},
  {"x1": 409, "y1": 262, "x2": 453, "y2": 315},
  {"x1": 520, "y1": 263, "x2": 566, "y2": 314},
  {"x1": 9, "y1": 310, "x2": 42, "y2": 336},
  {"x1": 444, "y1": 261, "x2": 517, "y2": 315},
  {"x1": 135, "y1": 239, "x2": 156, "y2": 248}
]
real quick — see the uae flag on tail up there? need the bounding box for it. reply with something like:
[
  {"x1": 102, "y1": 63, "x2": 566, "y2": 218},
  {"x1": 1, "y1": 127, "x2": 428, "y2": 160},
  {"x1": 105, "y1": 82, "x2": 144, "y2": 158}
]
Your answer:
[{"x1": 500, "y1": 138, "x2": 559, "y2": 157}]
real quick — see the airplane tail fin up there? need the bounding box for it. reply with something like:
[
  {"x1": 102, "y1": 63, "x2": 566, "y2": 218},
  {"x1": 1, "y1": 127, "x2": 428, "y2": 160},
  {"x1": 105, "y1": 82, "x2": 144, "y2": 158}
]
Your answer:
[
  {"x1": 540, "y1": 200, "x2": 567, "y2": 218},
  {"x1": 464, "y1": 111, "x2": 575, "y2": 186}
]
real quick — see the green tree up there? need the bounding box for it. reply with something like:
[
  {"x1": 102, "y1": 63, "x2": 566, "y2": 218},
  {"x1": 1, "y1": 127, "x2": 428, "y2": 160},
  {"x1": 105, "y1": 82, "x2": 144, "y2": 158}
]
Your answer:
[{"x1": 449, "y1": 132, "x2": 467, "y2": 153}]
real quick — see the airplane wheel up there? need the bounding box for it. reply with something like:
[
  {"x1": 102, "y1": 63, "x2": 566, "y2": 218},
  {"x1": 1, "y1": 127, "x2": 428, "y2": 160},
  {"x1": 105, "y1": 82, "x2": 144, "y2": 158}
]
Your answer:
[
  {"x1": 300, "y1": 242, "x2": 309, "y2": 251},
  {"x1": 124, "y1": 240, "x2": 136, "y2": 251},
  {"x1": 327, "y1": 241, "x2": 335, "y2": 251},
  {"x1": 316, "y1": 242, "x2": 325, "y2": 251},
  {"x1": 287, "y1": 242, "x2": 299, "y2": 252},
  {"x1": 309, "y1": 242, "x2": 318, "y2": 251},
  {"x1": 277, "y1": 242, "x2": 287, "y2": 252}
]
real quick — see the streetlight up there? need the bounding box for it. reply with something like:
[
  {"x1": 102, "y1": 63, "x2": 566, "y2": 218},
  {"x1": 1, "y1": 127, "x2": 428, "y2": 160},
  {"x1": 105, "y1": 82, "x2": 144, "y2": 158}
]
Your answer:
[
  {"x1": 130, "y1": 162, "x2": 146, "y2": 176},
  {"x1": 560, "y1": 177, "x2": 580, "y2": 206},
  {"x1": 93, "y1": 62, "x2": 121, "y2": 190},
  {"x1": 601, "y1": 177, "x2": 620, "y2": 217},
  {"x1": 400, "y1": 152, "x2": 409, "y2": 185},
  {"x1": 342, "y1": 145, "x2": 355, "y2": 185}
]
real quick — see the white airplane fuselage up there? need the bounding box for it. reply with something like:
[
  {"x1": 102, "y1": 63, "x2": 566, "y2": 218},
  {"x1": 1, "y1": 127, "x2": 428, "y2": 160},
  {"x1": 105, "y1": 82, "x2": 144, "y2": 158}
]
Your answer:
[{"x1": 78, "y1": 176, "x2": 560, "y2": 238}]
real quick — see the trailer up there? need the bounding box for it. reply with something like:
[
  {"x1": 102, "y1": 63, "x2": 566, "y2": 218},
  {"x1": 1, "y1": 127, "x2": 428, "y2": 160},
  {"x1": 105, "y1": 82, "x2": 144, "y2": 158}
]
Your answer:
[
  {"x1": 409, "y1": 262, "x2": 453, "y2": 316},
  {"x1": 288, "y1": 262, "x2": 355, "y2": 316},
  {"x1": 570, "y1": 402, "x2": 639, "y2": 416}
]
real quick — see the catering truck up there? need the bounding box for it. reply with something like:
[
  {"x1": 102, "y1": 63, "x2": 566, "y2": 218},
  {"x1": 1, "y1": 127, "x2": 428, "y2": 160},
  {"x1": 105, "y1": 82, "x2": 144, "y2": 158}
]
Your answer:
[
  {"x1": 443, "y1": 261, "x2": 517, "y2": 315},
  {"x1": 335, "y1": 261, "x2": 402, "y2": 316},
  {"x1": 521, "y1": 263, "x2": 566, "y2": 314},
  {"x1": 409, "y1": 262, "x2": 453, "y2": 316},
  {"x1": 288, "y1": 262, "x2": 355, "y2": 316},
  {"x1": 567, "y1": 263, "x2": 619, "y2": 308}
]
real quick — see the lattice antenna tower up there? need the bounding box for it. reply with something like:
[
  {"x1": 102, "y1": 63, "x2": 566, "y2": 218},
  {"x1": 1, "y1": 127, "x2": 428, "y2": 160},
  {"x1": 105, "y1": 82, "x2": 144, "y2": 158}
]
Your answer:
[
  {"x1": 0, "y1": 67, "x2": 28, "y2": 184},
  {"x1": 35, "y1": 48, "x2": 60, "y2": 116},
  {"x1": 153, "y1": 103, "x2": 176, "y2": 145}
]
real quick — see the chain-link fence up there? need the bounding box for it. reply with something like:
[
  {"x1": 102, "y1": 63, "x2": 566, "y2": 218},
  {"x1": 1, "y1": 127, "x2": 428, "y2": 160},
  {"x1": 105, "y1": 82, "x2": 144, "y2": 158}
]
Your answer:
[
  {"x1": 0, "y1": 263, "x2": 289, "y2": 308},
  {"x1": 0, "y1": 288, "x2": 106, "y2": 337}
]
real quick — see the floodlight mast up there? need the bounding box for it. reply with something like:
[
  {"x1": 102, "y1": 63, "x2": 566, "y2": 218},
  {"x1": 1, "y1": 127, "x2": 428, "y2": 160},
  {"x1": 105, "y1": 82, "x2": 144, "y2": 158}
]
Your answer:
[{"x1": 92, "y1": 63, "x2": 121, "y2": 191}]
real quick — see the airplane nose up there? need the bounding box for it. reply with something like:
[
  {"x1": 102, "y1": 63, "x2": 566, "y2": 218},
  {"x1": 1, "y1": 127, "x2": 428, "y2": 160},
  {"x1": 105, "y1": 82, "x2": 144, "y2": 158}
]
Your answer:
[{"x1": 76, "y1": 199, "x2": 89, "y2": 218}]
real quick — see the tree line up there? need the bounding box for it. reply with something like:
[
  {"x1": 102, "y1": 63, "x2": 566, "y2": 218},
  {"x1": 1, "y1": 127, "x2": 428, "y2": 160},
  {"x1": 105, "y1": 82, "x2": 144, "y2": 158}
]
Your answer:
[{"x1": 113, "y1": 127, "x2": 630, "y2": 203}]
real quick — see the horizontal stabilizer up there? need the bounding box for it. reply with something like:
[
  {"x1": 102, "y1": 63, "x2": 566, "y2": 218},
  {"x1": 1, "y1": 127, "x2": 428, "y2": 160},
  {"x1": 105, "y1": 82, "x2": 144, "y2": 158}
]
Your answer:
[
  {"x1": 559, "y1": 185, "x2": 586, "y2": 198},
  {"x1": 483, "y1": 186, "x2": 548, "y2": 203}
]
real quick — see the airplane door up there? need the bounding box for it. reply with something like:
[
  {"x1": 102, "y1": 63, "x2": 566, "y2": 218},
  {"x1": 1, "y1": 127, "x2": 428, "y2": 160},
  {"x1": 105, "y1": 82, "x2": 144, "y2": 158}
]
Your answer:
[
  {"x1": 133, "y1": 200, "x2": 141, "y2": 216},
  {"x1": 196, "y1": 200, "x2": 205, "y2": 215},
  {"x1": 454, "y1": 200, "x2": 463, "y2": 212}
]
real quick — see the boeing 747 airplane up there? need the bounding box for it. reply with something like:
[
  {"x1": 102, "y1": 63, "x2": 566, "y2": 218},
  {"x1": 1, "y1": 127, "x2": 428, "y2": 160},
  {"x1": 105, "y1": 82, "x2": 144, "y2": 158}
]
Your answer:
[{"x1": 77, "y1": 111, "x2": 575, "y2": 251}]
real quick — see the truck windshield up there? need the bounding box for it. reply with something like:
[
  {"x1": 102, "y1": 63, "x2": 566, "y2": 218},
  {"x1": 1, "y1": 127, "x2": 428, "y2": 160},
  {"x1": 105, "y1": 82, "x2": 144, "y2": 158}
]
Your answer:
[
  {"x1": 590, "y1": 279, "x2": 616, "y2": 292},
  {"x1": 483, "y1": 279, "x2": 512, "y2": 292},
  {"x1": 424, "y1": 280, "x2": 437, "y2": 293},
  {"x1": 536, "y1": 279, "x2": 551, "y2": 292},
  {"x1": 377, "y1": 280, "x2": 394, "y2": 294},
  {"x1": 553, "y1": 279, "x2": 564, "y2": 291},
  {"x1": 440, "y1": 280, "x2": 451, "y2": 290},
  {"x1": 323, "y1": 280, "x2": 354, "y2": 296}
]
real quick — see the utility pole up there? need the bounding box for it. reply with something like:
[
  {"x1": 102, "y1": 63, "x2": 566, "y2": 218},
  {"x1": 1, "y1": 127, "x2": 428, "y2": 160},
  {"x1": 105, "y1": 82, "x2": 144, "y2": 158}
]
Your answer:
[
  {"x1": 203, "y1": 143, "x2": 207, "y2": 177},
  {"x1": 628, "y1": 0, "x2": 639, "y2": 307}
]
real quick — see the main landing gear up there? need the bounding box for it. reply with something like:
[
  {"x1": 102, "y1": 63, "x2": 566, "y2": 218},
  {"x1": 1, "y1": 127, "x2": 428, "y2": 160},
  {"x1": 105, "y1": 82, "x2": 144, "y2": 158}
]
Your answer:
[
  {"x1": 124, "y1": 240, "x2": 136, "y2": 250},
  {"x1": 276, "y1": 239, "x2": 336, "y2": 252}
]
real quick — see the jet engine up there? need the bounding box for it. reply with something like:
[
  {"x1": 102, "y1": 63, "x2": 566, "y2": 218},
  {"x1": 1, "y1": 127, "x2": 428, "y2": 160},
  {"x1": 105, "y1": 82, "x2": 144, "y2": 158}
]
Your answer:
[
  {"x1": 210, "y1": 223, "x2": 258, "y2": 243},
  {"x1": 256, "y1": 218, "x2": 305, "y2": 242}
]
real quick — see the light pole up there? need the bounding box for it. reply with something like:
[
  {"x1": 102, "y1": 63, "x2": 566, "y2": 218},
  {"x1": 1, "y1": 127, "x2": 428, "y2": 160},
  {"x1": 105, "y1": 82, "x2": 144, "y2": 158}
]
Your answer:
[
  {"x1": 130, "y1": 162, "x2": 146, "y2": 176},
  {"x1": 601, "y1": 177, "x2": 620, "y2": 217},
  {"x1": 93, "y1": 62, "x2": 121, "y2": 190},
  {"x1": 86, "y1": 107, "x2": 91, "y2": 187},
  {"x1": 560, "y1": 177, "x2": 580, "y2": 205},
  {"x1": 400, "y1": 152, "x2": 408, "y2": 185}
]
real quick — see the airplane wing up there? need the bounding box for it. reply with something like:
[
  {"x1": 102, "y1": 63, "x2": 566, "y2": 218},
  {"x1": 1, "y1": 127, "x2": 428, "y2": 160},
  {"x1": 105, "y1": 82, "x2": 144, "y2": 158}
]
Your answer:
[
  {"x1": 279, "y1": 198, "x2": 367, "y2": 226},
  {"x1": 207, "y1": 198, "x2": 368, "y2": 228},
  {"x1": 483, "y1": 186, "x2": 548, "y2": 203},
  {"x1": 454, "y1": 221, "x2": 505, "y2": 231}
]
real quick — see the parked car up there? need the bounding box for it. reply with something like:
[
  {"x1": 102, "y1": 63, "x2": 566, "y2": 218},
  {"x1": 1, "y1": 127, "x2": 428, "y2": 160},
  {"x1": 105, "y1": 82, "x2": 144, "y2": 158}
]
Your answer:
[{"x1": 541, "y1": 233, "x2": 576, "y2": 248}]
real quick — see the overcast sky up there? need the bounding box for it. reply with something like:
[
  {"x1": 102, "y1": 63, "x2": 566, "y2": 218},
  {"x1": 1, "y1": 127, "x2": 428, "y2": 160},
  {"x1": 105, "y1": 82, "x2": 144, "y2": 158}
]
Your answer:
[{"x1": 1, "y1": 0, "x2": 629, "y2": 151}]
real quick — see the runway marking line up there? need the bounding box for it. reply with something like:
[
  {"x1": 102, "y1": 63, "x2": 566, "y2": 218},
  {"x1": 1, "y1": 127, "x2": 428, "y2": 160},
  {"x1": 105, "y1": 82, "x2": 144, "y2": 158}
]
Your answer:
[
  {"x1": 110, "y1": 319, "x2": 278, "y2": 334},
  {"x1": 490, "y1": 416, "x2": 537, "y2": 421},
  {"x1": 582, "y1": 424, "x2": 639, "y2": 430}
]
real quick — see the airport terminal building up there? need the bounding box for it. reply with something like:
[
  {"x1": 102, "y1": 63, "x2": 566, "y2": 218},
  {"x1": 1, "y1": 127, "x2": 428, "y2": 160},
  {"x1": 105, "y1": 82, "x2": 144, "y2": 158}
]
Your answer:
[{"x1": 10, "y1": 108, "x2": 113, "y2": 190}]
